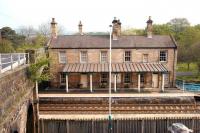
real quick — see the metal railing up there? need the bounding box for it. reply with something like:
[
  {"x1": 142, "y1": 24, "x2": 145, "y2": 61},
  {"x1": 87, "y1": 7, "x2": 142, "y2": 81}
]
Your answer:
[
  {"x1": 176, "y1": 79, "x2": 200, "y2": 92},
  {"x1": 0, "y1": 53, "x2": 29, "y2": 74}
]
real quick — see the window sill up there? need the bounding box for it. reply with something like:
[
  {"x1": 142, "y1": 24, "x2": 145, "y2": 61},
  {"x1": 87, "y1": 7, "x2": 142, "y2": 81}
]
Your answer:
[{"x1": 159, "y1": 61, "x2": 167, "y2": 63}]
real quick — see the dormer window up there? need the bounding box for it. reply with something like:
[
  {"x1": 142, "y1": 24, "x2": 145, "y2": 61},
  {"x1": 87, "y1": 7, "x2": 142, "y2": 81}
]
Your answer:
[{"x1": 80, "y1": 51, "x2": 88, "y2": 63}]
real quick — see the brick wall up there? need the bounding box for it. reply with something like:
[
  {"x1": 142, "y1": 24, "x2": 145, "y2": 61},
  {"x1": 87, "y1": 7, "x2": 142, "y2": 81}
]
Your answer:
[
  {"x1": 49, "y1": 48, "x2": 177, "y2": 88},
  {"x1": 0, "y1": 66, "x2": 35, "y2": 133}
]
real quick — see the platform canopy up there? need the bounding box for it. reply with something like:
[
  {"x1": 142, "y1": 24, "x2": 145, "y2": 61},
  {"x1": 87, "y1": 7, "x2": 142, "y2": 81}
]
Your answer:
[{"x1": 62, "y1": 63, "x2": 168, "y2": 73}]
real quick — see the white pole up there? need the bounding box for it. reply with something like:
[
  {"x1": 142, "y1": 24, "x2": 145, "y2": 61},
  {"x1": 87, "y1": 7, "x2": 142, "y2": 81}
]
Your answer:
[
  {"x1": 114, "y1": 74, "x2": 117, "y2": 92},
  {"x1": 66, "y1": 74, "x2": 69, "y2": 93},
  {"x1": 109, "y1": 25, "x2": 112, "y2": 119},
  {"x1": 138, "y1": 73, "x2": 141, "y2": 93},
  {"x1": 162, "y1": 74, "x2": 165, "y2": 92},
  {"x1": 11, "y1": 54, "x2": 13, "y2": 70},
  {"x1": 90, "y1": 74, "x2": 93, "y2": 92},
  {"x1": 18, "y1": 53, "x2": 20, "y2": 65},
  {"x1": 28, "y1": 53, "x2": 30, "y2": 64},
  {"x1": 23, "y1": 53, "x2": 26, "y2": 65},
  {"x1": 36, "y1": 81, "x2": 38, "y2": 99},
  {"x1": 183, "y1": 80, "x2": 185, "y2": 92}
]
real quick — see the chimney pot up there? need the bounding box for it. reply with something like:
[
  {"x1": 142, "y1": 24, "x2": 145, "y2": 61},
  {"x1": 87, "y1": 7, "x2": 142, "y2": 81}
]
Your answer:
[
  {"x1": 112, "y1": 17, "x2": 121, "y2": 40},
  {"x1": 51, "y1": 18, "x2": 58, "y2": 38},
  {"x1": 78, "y1": 21, "x2": 83, "y2": 35},
  {"x1": 146, "y1": 16, "x2": 153, "y2": 38}
]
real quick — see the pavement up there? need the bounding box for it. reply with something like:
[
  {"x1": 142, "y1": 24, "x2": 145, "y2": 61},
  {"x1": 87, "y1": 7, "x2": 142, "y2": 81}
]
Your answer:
[
  {"x1": 38, "y1": 92, "x2": 195, "y2": 98},
  {"x1": 39, "y1": 113, "x2": 200, "y2": 120}
]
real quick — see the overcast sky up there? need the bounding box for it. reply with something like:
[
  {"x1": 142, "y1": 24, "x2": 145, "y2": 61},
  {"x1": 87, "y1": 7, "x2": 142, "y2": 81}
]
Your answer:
[{"x1": 0, "y1": 0, "x2": 200, "y2": 32}]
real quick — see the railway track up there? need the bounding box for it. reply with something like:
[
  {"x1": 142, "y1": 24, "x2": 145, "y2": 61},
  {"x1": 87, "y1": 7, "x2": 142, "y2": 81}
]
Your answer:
[{"x1": 39, "y1": 103, "x2": 200, "y2": 114}]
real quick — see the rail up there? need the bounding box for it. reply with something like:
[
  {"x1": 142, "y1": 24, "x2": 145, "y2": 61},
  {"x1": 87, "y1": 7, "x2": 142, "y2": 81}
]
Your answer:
[{"x1": 0, "y1": 53, "x2": 29, "y2": 74}]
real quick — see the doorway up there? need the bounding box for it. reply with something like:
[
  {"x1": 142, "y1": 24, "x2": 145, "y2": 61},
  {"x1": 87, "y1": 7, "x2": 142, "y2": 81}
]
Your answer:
[
  {"x1": 152, "y1": 74, "x2": 158, "y2": 88},
  {"x1": 80, "y1": 74, "x2": 88, "y2": 88}
]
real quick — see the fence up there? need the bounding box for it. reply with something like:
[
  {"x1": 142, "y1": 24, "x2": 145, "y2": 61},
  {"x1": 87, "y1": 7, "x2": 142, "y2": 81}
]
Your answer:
[
  {"x1": 176, "y1": 79, "x2": 200, "y2": 92},
  {"x1": 0, "y1": 53, "x2": 29, "y2": 74}
]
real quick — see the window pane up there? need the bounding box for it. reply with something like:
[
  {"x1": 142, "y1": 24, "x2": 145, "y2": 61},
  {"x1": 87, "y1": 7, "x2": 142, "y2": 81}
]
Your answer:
[
  {"x1": 160, "y1": 51, "x2": 167, "y2": 62},
  {"x1": 101, "y1": 51, "x2": 107, "y2": 63},
  {"x1": 141, "y1": 74, "x2": 145, "y2": 83},
  {"x1": 125, "y1": 51, "x2": 131, "y2": 62},
  {"x1": 143, "y1": 54, "x2": 148, "y2": 63},
  {"x1": 60, "y1": 73, "x2": 66, "y2": 84},
  {"x1": 81, "y1": 51, "x2": 87, "y2": 63},
  {"x1": 59, "y1": 51, "x2": 66, "y2": 63},
  {"x1": 124, "y1": 73, "x2": 131, "y2": 83},
  {"x1": 101, "y1": 73, "x2": 108, "y2": 83}
]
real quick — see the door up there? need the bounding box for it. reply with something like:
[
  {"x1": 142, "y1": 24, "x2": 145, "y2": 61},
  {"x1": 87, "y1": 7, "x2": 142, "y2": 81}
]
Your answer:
[
  {"x1": 80, "y1": 74, "x2": 88, "y2": 88},
  {"x1": 152, "y1": 74, "x2": 158, "y2": 88}
]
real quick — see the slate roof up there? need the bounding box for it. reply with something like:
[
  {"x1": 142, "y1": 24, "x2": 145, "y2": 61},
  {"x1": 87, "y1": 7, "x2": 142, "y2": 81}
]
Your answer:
[{"x1": 49, "y1": 35, "x2": 177, "y2": 49}]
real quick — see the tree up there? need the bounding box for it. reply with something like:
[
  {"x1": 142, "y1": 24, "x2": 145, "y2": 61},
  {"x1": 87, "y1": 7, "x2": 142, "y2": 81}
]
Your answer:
[
  {"x1": 152, "y1": 24, "x2": 173, "y2": 35},
  {"x1": 0, "y1": 39, "x2": 15, "y2": 53},
  {"x1": 177, "y1": 26, "x2": 200, "y2": 69},
  {"x1": 0, "y1": 27, "x2": 25, "y2": 48},
  {"x1": 122, "y1": 28, "x2": 145, "y2": 35},
  {"x1": 17, "y1": 26, "x2": 37, "y2": 39},
  {"x1": 38, "y1": 22, "x2": 65, "y2": 37},
  {"x1": 32, "y1": 34, "x2": 48, "y2": 46},
  {"x1": 167, "y1": 18, "x2": 190, "y2": 33},
  {"x1": 28, "y1": 58, "x2": 51, "y2": 82},
  {"x1": 192, "y1": 42, "x2": 200, "y2": 73}
]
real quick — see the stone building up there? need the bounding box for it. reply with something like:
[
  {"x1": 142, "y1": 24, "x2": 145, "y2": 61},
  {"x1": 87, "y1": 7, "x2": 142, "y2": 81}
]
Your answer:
[{"x1": 48, "y1": 17, "x2": 177, "y2": 92}]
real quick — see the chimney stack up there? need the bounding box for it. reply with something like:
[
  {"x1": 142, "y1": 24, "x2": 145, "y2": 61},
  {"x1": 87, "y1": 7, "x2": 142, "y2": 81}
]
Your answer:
[
  {"x1": 51, "y1": 18, "x2": 57, "y2": 38},
  {"x1": 112, "y1": 17, "x2": 121, "y2": 40},
  {"x1": 146, "y1": 16, "x2": 153, "y2": 38},
  {"x1": 78, "y1": 21, "x2": 83, "y2": 35},
  {"x1": 117, "y1": 19, "x2": 121, "y2": 36}
]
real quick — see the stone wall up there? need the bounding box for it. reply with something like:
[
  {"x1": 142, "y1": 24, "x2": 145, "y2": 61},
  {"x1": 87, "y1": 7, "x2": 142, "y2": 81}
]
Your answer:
[
  {"x1": 0, "y1": 65, "x2": 35, "y2": 133},
  {"x1": 49, "y1": 48, "x2": 177, "y2": 88}
]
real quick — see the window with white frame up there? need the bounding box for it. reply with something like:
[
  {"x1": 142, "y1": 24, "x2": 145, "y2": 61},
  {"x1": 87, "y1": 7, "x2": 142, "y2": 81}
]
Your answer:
[
  {"x1": 101, "y1": 51, "x2": 108, "y2": 63},
  {"x1": 124, "y1": 51, "x2": 131, "y2": 62},
  {"x1": 101, "y1": 73, "x2": 108, "y2": 83},
  {"x1": 160, "y1": 51, "x2": 167, "y2": 62},
  {"x1": 143, "y1": 54, "x2": 148, "y2": 63},
  {"x1": 124, "y1": 73, "x2": 131, "y2": 83},
  {"x1": 80, "y1": 51, "x2": 88, "y2": 63},
  {"x1": 59, "y1": 51, "x2": 66, "y2": 63},
  {"x1": 60, "y1": 73, "x2": 66, "y2": 84}
]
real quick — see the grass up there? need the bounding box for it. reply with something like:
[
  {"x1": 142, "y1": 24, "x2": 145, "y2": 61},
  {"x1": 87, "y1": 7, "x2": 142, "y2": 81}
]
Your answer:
[
  {"x1": 176, "y1": 62, "x2": 200, "y2": 82},
  {"x1": 177, "y1": 62, "x2": 198, "y2": 72},
  {"x1": 176, "y1": 75, "x2": 200, "y2": 83}
]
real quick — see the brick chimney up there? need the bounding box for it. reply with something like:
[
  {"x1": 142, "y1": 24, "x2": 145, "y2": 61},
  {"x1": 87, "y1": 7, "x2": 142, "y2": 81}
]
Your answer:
[
  {"x1": 51, "y1": 18, "x2": 57, "y2": 38},
  {"x1": 78, "y1": 21, "x2": 83, "y2": 35},
  {"x1": 112, "y1": 17, "x2": 121, "y2": 40},
  {"x1": 117, "y1": 19, "x2": 121, "y2": 36},
  {"x1": 146, "y1": 16, "x2": 153, "y2": 38}
]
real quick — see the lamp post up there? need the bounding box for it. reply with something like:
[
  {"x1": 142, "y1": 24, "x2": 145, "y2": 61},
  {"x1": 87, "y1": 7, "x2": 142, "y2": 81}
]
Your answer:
[{"x1": 108, "y1": 25, "x2": 112, "y2": 131}]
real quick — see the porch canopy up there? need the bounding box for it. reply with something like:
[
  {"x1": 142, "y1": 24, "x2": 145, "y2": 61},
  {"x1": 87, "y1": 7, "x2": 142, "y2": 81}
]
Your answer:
[{"x1": 62, "y1": 63, "x2": 168, "y2": 73}]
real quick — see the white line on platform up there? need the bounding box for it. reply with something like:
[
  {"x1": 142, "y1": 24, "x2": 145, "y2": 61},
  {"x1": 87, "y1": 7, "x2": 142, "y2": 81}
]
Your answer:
[
  {"x1": 38, "y1": 93, "x2": 195, "y2": 98},
  {"x1": 39, "y1": 113, "x2": 200, "y2": 120}
]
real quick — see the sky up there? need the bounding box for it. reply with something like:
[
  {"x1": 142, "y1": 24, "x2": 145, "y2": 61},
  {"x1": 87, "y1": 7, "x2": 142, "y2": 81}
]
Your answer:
[{"x1": 0, "y1": 0, "x2": 200, "y2": 33}]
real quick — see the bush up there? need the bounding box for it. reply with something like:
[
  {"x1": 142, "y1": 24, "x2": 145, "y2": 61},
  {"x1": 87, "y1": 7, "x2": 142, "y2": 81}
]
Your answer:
[{"x1": 0, "y1": 39, "x2": 15, "y2": 53}]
